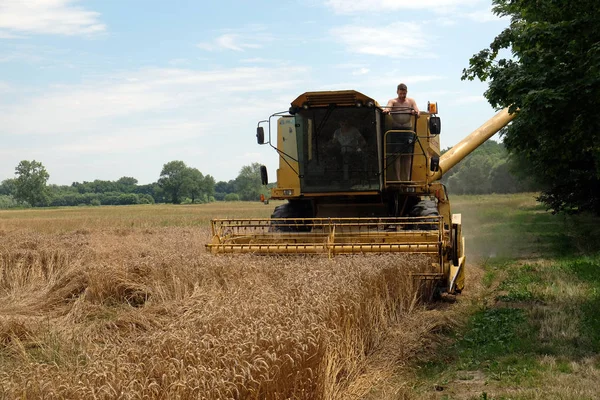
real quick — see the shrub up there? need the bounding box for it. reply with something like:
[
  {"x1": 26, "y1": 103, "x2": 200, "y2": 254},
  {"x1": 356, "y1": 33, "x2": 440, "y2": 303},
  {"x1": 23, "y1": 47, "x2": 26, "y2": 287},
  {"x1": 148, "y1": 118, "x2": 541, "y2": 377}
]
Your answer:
[
  {"x1": 224, "y1": 193, "x2": 240, "y2": 201},
  {"x1": 0, "y1": 195, "x2": 20, "y2": 209}
]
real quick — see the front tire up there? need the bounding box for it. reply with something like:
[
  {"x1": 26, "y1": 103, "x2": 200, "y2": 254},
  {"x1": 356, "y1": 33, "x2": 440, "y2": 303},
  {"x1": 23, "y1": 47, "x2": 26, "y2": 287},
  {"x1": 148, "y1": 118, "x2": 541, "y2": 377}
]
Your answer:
[
  {"x1": 269, "y1": 201, "x2": 313, "y2": 232},
  {"x1": 407, "y1": 199, "x2": 439, "y2": 230}
]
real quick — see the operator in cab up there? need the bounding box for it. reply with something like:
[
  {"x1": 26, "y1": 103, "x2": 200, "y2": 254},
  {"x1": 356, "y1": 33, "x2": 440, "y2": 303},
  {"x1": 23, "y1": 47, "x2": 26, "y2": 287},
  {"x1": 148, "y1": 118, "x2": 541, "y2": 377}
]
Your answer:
[{"x1": 332, "y1": 120, "x2": 366, "y2": 154}]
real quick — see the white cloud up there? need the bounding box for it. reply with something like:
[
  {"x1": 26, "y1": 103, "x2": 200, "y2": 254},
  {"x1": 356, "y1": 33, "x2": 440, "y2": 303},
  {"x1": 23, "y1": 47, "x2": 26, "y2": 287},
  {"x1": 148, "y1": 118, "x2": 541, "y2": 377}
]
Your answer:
[
  {"x1": 56, "y1": 120, "x2": 210, "y2": 153},
  {"x1": 330, "y1": 22, "x2": 433, "y2": 58},
  {"x1": 218, "y1": 33, "x2": 260, "y2": 51},
  {"x1": 0, "y1": 30, "x2": 20, "y2": 38},
  {"x1": 352, "y1": 68, "x2": 370, "y2": 76},
  {"x1": 325, "y1": 0, "x2": 480, "y2": 14},
  {"x1": 197, "y1": 27, "x2": 273, "y2": 52},
  {"x1": 0, "y1": 0, "x2": 106, "y2": 36},
  {"x1": 0, "y1": 68, "x2": 305, "y2": 139},
  {"x1": 0, "y1": 66, "x2": 309, "y2": 136}
]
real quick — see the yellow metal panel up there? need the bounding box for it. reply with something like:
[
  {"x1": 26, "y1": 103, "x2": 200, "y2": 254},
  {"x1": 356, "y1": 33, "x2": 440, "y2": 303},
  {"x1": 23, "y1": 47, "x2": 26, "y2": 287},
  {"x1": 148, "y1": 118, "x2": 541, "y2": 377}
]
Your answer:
[
  {"x1": 275, "y1": 117, "x2": 301, "y2": 192},
  {"x1": 279, "y1": 117, "x2": 298, "y2": 159},
  {"x1": 429, "y1": 133, "x2": 441, "y2": 156}
]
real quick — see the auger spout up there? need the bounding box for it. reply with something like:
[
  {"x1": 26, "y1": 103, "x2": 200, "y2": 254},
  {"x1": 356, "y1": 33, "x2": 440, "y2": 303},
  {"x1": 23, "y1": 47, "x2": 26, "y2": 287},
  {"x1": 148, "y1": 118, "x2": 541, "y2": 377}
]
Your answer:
[{"x1": 431, "y1": 107, "x2": 516, "y2": 181}]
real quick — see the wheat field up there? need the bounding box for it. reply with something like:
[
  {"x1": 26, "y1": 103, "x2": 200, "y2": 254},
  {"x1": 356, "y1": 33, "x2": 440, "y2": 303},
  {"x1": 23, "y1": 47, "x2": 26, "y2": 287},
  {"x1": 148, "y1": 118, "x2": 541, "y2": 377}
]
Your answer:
[{"x1": 0, "y1": 203, "x2": 453, "y2": 399}]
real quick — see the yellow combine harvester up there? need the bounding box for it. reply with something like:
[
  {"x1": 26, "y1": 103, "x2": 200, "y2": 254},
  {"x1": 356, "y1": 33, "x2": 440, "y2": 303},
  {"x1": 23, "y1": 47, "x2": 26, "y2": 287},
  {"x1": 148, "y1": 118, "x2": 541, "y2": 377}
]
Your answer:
[{"x1": 206, "y1": 90, "x2": 515, "y2": 294}]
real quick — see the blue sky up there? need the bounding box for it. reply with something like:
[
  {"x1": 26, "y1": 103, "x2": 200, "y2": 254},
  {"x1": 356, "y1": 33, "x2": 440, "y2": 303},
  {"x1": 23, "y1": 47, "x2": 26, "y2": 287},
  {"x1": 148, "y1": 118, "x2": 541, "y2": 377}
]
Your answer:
[{"x1": 0, "y1": 0, "x2": 508, "y2": 185}]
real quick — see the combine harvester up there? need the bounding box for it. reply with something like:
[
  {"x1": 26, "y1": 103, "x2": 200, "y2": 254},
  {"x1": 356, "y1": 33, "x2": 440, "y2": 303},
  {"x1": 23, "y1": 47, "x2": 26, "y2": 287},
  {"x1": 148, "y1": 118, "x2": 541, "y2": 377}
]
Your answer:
[{"x1": 206, "y1": 90, "x2": 515, "y2": 295}]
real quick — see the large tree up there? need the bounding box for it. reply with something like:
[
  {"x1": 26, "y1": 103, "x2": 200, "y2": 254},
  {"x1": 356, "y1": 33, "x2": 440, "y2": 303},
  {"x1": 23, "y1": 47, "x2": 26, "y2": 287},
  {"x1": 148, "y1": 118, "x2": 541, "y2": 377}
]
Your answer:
[
  {"x1": 116, "y1": 176, "x2": 138, "y2": 193},
  {"x1": 203, "y1": 174, "x2": 216, "y2": 201},
  {"x1": 158, "y1": 160, "x2": 191, "y2": 204},
  {"x1": 234, "y1": 163, "x2": 268, "y2": 201},
  {"x1": 187, "y1": 168, "x2": 205, "y2": 203},
  {"x1": 14, "y1": 160, "x2": 50, "y2": 206},
  {"x1": 462, "y1": 0, "x2": 600, "y2": 214}
]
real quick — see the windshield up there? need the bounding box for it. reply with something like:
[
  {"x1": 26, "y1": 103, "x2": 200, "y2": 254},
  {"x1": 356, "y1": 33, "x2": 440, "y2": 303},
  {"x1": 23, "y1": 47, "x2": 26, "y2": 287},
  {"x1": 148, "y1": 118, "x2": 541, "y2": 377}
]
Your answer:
[{"x1": 295, "y1": 107, "x2": 380, "y2": 192}]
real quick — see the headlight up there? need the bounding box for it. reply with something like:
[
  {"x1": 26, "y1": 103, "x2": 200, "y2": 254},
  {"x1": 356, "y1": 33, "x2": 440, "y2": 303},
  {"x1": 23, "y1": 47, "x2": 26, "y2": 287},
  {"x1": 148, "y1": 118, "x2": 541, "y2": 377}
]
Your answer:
[{"x1": 283, "y1": 189, "x2": 294, "y2": 196}]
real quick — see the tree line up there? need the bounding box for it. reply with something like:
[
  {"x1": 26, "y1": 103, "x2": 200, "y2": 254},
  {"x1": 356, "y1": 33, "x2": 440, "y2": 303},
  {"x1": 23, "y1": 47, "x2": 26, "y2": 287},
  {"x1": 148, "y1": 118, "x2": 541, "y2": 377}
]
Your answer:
[
  {"x1": 0, "y1": 160, "x2": 269, "y2": 208},
  {"x1": 441, "y1": 140, "x2": 540, "y2": 195},
  {"x1": 0, "y1": 142, "x2": 534, "y2": 209}
]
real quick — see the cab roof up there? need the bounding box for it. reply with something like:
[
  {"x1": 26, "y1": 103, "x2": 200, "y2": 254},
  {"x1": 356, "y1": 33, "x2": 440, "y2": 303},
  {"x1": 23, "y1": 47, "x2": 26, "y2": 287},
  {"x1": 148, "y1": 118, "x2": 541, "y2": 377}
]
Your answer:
[{"x1": 291, "y1": 90, "x2": 380, "y2": 108}]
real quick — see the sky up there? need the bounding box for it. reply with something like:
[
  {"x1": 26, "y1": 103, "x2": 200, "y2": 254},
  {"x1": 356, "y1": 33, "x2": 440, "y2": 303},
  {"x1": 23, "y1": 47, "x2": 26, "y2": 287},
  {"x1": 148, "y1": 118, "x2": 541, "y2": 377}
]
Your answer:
[{"x1": 0, "y1": 0, "x2": 510, "y2": 185}]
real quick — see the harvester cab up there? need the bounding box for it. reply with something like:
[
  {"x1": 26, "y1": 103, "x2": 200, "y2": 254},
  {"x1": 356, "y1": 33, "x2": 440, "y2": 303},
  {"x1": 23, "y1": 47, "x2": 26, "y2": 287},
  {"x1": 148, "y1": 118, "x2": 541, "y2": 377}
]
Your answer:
[
  {"x1": 206, "y1": 90, "x2": 516, "y2": 295},
  {"x1": 255, "y1": 91, "x2": 443, "y2": 214}
]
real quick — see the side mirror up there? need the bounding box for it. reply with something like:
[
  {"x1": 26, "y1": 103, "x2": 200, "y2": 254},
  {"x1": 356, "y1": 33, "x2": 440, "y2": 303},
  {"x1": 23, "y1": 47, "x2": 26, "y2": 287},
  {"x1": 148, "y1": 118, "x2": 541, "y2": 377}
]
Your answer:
[
  {"x1": 256, "y1": 127, "x2": 265, "y2": 144},
  {"x1": 429, "y1": 116, "x2": 441, "y2": 136},
  {"x1": 260, "y1": 165, "x2": 268, "y2": 185}
]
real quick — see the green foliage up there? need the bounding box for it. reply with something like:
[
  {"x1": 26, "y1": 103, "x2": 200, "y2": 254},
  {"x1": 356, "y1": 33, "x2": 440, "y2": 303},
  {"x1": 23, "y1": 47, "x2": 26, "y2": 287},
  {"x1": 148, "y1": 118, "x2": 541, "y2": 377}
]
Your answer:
[
  {"x1": 0, "y1": 195, "x2": 21, "y2": 209},
  {"x1": 419, "y1": 195, "x2": 600, "y2": 393},
  {"x1": 72, "y1": 179, "x2": 118, "y2": 193},
  {"x1": 186, "y1": 168, "x2": 215, "y2": 203},
  {"x1": 442, "y1": 141, "x2": 537, "y2": 195},
  {"x1": 233, "y1": 163, "x2": 269, "y2": 201},
  {"x1": 224, "y1": 193, "x2": 240, "y2": 201},
  {"x1": 463, "y1": 0, "x2": 600, "y2": 214},
  {"x1": 44, "y1": 182, "x2": 158, "y2": 207},
  {"x1": 13, "y1": 160, "x2": 50, "y2": 207},
  {"x1": 134, "y1": 183, "x2": 163, "y2": 203},
  {"x1": 421, "y1": 306, "x2": 539, "y2": 385},
  {"x1": 215, "y1": 180, "x2": 235, "y2": 201},
  {"x1": 3, "y1": 161, "x2": 218, "y2": 208},
  {"x1": 3, "y1": 158, "x2": 255, "y2": 207},
  {"x1": 137, "y1": 194, "x2": 155, "y2": 204},
  {"x1": 558, "y1": 257, "x2": 600, "y2": 352},
  {"x1": 0, "y1": 179, "x2": 16, "y2": 196},
  {"x1": 158, "y1": 161, "x2": 216, "y2": 204},
  {"x1": 203, "y1": 175, "x2": 216, "y2": 202},
  {"x1": 158, "y1": 160, "x2": 189, "y2": 204},
  {"x1": 496, "y1": 264, "x2": 542, "y2": 302},
  {"x1": 116, "y1": 176, "x2": 138, "y2": 192},
  {"x1": 457, "y1": 308, "x2": 534, "y2": 368}
]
